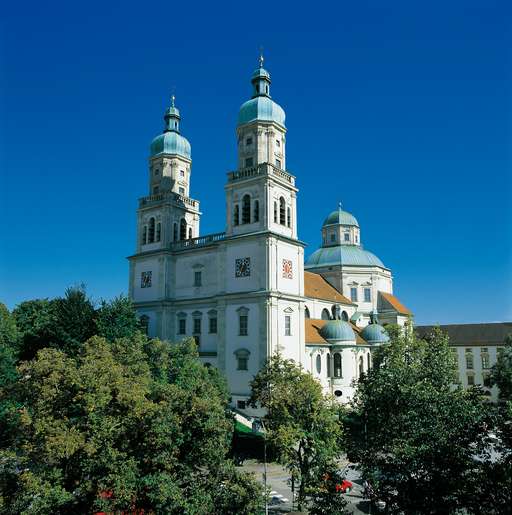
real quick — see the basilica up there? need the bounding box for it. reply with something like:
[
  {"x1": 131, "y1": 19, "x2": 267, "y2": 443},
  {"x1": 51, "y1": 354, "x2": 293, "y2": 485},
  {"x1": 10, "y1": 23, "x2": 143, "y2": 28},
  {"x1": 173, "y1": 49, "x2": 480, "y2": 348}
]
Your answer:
[{"x1": 128, "y1": 58, "x2": 411, "y2": 409}]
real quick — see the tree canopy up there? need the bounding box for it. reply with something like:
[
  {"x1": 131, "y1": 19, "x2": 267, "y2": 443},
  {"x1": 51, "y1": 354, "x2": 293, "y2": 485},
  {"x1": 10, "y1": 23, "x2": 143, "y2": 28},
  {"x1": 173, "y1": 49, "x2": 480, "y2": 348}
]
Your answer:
[
  {"x1": 250, "y1": 354, "x2": 344, "y2": 512},
  {"x1": 344, "y1": 325, "x2": 491, "y2": 515}
]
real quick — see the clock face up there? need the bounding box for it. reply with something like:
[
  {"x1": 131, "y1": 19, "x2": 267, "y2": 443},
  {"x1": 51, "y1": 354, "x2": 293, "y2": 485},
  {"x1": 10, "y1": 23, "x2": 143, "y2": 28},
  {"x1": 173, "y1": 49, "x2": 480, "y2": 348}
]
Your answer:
[
  {"x1": 282, "y1": 259, "x2": 293, "y2": 279},
  {"x1": 235, "y1": 257, "x2": 251, "y2": 277},
  {"x1": 141, "y1": 271, "x2": 152, "y2": 288}
]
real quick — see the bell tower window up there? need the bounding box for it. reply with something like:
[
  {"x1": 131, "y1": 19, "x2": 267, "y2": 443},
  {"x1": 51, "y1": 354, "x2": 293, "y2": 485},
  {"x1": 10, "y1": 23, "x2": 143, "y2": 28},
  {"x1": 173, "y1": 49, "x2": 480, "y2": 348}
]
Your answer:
[
  {"x1": 142, "y1": 225, "x2": 147, "y2": 245},
  {"x1": 253, "y1": 200, "x2": 259, "y2": 222},
  {"x1": 180, "y1": 218, "x2": 187, "y2": 240},
  {"x1": 279, "y1": 197, "x2": 286, "y2": 225},
  {"x1": 148, "y1": 218, "x2": 155, "y2": 243},
  {"x1": 242, "y1": 194, "x2": 251, "y2": 224},
  {"x1": 156, "y1": 222, "x2": 161, "y2": 242},
  {"x1": 287, "y1": 207, "x2": 291, "y2": 228},
  {"x1": 245, "y1": 157, "x2": 253, "y2": 168},
  {"x1": 274, "y1": 202, "x2": 278, "y2": 223},
  {"x1": 233, "y1": 205, "x2": 240, "y2": 226}
]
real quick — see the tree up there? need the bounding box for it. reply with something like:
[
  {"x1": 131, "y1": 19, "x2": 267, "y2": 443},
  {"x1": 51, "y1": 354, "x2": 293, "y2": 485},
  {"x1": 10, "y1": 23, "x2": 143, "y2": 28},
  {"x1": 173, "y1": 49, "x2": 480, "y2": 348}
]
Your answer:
[
  {"x1": 249, "y1": 354, "x2": 343, "y2": 511},
  {"x1": 344, "y1": 325, "x2": 490, "y2": 515},
  {"x1": 94, "y1": 295, "x2": 142, "y2": 341},
  {"x1": 490, "y1": 334, "x2": 512, "y2": 400},
  {"x1": 0, "y1": 336, "x2": 262, "y2": 514},
  {"x1": 0, "y1": 303, "x2": 18, "y2": 351}
]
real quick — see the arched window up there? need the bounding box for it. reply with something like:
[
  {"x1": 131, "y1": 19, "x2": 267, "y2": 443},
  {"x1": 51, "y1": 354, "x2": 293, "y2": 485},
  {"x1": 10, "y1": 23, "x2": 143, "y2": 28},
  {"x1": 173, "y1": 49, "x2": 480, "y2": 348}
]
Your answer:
[
  {"x1": 253, "y1": 200, "x2": 259, "y2": 222},
  {"x1": 341, "y1": 311, "x2": 349, "y2": 322},
  {"x1": 274, "y1": 202, "x2": 278, "y2": 223},
  {"x1": 316, "y1": 354, "x2": 322, "y2": 374},
  {"x1": 359, "y1": 355, "x2": 364, "y2": 376},
  {"x1": 304, "y1": 306, "x2": 310, "y2": 319},
  {"x1": 233, "y1": 205, "x2": 239, "y2": 226},
  {"x1": 142, "y1": 225, "x2": 147, "y2": 245},
  {"x1": 321, "y1": 308, "x2": 330, "y2": 320},
  {"x1": 188, "y1": 227, "x2": 192, "y2": 239},
  {"x1": 139, "y1": 315, "x2": 149, "y2": 335},
  {"x1": 331, "y1": 305, "x2": 337, "y2": 319},
  {"x1": 180, "y1": 218, "x2": 187, "y2": 241},
  {"x1": 326, "y1": 353, "x2": 331, "y2": 377},
  {"x1": 287, "y1": 207, "x2": 291, "y2": 228},
  {"x1": 279, "y1": 197, "x2": 286, "y2": 225},
  {"x1": 242, "y1": 194, "x2": 251, "y2": 224},
  {"x1": 367, "y1": 353, "x2": 371, "y2": 370},
  {"x1": 148, "y1": 218, "x2": 155, "y2": 243},
  {"x1": 173, "y1": 222, "x2": 178, "y2": 242},
  {"x1": 156, "y1": 222, "x2": 161, "y2": 242},
  {"x1": 334, "y1": 353, "x2": 342, "y2": 378}
]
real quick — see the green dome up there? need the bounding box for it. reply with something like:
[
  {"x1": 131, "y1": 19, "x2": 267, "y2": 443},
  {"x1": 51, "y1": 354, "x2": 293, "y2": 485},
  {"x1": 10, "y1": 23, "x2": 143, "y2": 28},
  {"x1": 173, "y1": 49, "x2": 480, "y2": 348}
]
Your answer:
[
  {"x1": 320, "y1": 320, "x2": 355, "y2": 342},
  {"x1": 361, "y1": 323, "x2": 389, "y2": 344},
  {"x1": 305, "y1": 245, "x2": 385, "y2": 268},
  {"x1": 238, "y1": 96, "x2": 286, "y2": 127},
  {"x1": 150, "y1": 131, "x2": 191, "y2": 159},
  {"x1": 323, "y1": 209, "x2": 359, "y2": 227}
]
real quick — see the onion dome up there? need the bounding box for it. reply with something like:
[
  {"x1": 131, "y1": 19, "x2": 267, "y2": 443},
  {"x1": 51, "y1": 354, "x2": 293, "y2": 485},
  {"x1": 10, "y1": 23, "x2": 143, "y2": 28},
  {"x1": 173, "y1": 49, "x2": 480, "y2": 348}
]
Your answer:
[
  {"x1": 361, "y1": 312, "x2": 389, "y2": 345},
  {"x1": 306, "y1": 245, "x2": 385, "y2": 268},
  {"x1": 320, "y1": 320, "x2": 355, "y2": 343},
  {"x1": 238, "y1": 54, "x2": 286, "y2": 128},
  {"x1": 323, "y1": 207, "x2": 359, "y2": 228},
  {"x1": 150, "y1": 95, "x2": 191, "y2": 159}
]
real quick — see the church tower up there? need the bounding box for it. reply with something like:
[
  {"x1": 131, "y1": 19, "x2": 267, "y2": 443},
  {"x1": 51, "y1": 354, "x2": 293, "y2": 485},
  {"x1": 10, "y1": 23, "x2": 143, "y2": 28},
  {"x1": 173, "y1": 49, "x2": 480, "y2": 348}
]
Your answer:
[
  {"x1": 225, "y1": 56, "x2": 297, "y2": 240},
  {"x1": 136, "y1": 97, "x2": 201, "y2": 254}
]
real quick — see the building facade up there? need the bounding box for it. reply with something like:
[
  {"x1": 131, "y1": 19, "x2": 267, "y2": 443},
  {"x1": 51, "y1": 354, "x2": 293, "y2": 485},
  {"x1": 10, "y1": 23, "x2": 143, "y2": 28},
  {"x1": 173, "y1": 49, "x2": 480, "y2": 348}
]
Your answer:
[{"x1": 128, "y1": 59, "x2": 411, "y2": 409}]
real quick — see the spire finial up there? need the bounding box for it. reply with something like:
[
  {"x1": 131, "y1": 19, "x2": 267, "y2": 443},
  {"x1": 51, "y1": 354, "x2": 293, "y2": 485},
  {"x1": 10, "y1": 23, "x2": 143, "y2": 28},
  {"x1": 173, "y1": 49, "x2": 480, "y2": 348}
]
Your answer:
[
  {"x1": 338, "y1": 201, "x2": 342, "y2": 211},
  {"x1": 171, "y1": 94, "x2": 175, "y2": 107},
  {"x1": 259, "y1": 46, "x2": 264, "y2": 68}
]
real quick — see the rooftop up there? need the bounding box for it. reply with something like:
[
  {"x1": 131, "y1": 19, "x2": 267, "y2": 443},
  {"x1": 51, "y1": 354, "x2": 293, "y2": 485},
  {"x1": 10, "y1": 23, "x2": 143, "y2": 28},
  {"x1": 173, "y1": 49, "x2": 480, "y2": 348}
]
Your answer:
[{"x1": 304, "y1": 271, "x2": 353, "y2": 304}]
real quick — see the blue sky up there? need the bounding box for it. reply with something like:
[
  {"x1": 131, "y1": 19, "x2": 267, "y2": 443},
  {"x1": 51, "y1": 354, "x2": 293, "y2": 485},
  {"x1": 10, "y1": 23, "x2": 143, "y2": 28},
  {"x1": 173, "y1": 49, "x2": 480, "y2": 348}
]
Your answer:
[{"x1": 1, "y1": 0, "x2": 510, "y2": 324}]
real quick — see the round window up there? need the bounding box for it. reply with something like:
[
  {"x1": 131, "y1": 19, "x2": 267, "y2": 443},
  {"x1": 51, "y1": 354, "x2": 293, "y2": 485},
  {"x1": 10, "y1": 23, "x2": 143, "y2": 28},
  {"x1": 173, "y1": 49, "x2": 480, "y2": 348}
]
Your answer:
[
  {"x1": 334, "y1": 390, "x2": 343, "y2": 397},
  {"x1": 316, "y1": 354, "x2": 322, "y2": 374}
]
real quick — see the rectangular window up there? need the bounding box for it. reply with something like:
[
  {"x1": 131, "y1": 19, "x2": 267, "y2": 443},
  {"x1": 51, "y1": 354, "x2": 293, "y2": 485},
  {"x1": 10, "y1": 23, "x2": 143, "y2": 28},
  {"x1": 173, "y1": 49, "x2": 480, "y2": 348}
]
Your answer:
[
  {"x1": 364, "y1": 288, "x2": 371, "y2": 303},
  {"x1": 239, "y1": 315, "x2": 248, "y2": 336},
  {"x1": 153, "y1": 186, "x2": 159, "y2": 194},
  {"x1": 483, "y1": 372, "x2": 491, "y2": 388},
  {"x1": 209, "y1": 317, "x2": 217, "y2": 334},
  {"x1": 276, "y1": 139, "x2": 281, "y2": 147},
  {"x1": 237, "y1": 400, "x2": 247, "y2": 409},
  {"x1": 194, "y1": 271, "x2": 202, "y2": 287},
  {"x1": 350, "y1": 287, "x2": 358, "y2": 302},
  {"x1": 344, "y1": 233, "x2": 350, "y2": 242},
  {"x1": 141, "y1": 271, "x2": 152, "y2": 288},
  {"x1": 180, "y1": 169, "x2": 185, "y2": 177},
  {"x1": 237, "y1": 357, "x2": 248, "y2": 371},
  {"x1": 193, "y1": 317, "x2": 201, "y2": 334},
  {"x1": 285, "y1": 315, "x2": 291, "y2": 336},
  {"x1": 178, "y1": 318, "x2": 186, "y2": 335},
  {"x1": 245, "y1": 157, "x2": 253, "y2": 167},
  {"x1": 465, "y1": 350, "x2": 474, "y2": 370},
  {"x1": 275, "y1": 158, "x2": 281, "y2": 169},
  {"x1": 179, "y1": 187, "x2": 185, "y2": 195},
  {"x1": 467, "y1": 374, "x2": 475, "y2": 386},
  {"x1": 481, "y1": 353, "x2": 490, "y2": 369},
  {"x1": 246, "y1": 137, "x2": 252, "y2": 146}
]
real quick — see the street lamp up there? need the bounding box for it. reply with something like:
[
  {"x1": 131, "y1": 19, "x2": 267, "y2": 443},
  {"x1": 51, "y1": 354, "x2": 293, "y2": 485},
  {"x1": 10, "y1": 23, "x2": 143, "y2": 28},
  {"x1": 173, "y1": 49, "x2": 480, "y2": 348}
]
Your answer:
[{"x1": 252, "y1": 418, "x2": 268, "y2": 515}]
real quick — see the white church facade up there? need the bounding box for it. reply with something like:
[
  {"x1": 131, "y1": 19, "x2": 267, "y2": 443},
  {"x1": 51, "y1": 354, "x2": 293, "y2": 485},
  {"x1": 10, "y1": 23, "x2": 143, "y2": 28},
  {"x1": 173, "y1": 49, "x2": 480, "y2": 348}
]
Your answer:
[{"x1": 128, "y1": 58, "x2": 411, "y2": 409}]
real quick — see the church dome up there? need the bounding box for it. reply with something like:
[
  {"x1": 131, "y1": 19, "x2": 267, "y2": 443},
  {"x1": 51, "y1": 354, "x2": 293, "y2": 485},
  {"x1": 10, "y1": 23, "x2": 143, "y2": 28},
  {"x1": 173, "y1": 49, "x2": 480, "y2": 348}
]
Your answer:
[
  {"x1": 323, "y1": 209, "x2": 359, "y2": 228},
  {"x1": 238, "y1": 96, "x2": 286, "y2": 127},
  {"x1": 305, "y1": 245, "x2": 385, "y2": 268},
  {"x1": 150, "y1": 131, "x2": 191, "y2": 159},
  {"x1": 361, "y1": 323, "x2": 389, "y2": 344},
  {"x1": 150, "y1": 98, "x2": 191, "y2": 160},
  {"x1": 320, "y1": 320, "x2": 355, "y2": 342}
]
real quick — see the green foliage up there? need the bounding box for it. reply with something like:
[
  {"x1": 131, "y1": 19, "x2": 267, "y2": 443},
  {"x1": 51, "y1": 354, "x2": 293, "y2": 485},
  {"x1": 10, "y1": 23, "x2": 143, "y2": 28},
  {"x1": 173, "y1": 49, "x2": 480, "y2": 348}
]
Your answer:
[
  {"x1": 94, "y1": 295, "x2": 141, "y2": 341},
  {"x1": 250, "y1": 354, "x2": 343, "y2": 511},
  {"x1": 0, "y1": 335, "x2": 262, "y2": 514},
  {"x1": 490, "y1": 333, "x2": 512, "y2": 400},
  {"x1": 344, "y1": 325, "x2": 491, "y2": 514},
  {"x1": 0, "y1": 303, "x2": 18, "y2": 351}
]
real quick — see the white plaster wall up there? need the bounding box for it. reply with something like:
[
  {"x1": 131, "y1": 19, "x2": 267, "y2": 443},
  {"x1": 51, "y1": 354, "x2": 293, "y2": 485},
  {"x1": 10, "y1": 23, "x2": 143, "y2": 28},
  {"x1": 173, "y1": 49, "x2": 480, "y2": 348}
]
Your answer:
[
  {"x1": 173, "y1": 249, "x2": 220, "y2": 299},
  {"x1": 133, "y1": 256, "x2": 163, "y2": 302},
  {"x1": 224, "y1": 240, "x2": 265, "y2": 293}
]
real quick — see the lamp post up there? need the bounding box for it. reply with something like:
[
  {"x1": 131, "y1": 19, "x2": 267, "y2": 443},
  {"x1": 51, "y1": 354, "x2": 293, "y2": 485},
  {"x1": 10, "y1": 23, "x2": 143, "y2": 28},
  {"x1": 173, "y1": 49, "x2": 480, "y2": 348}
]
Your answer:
[{"x1": 252, "y1": 418, "x2": 268, "y2": 515}]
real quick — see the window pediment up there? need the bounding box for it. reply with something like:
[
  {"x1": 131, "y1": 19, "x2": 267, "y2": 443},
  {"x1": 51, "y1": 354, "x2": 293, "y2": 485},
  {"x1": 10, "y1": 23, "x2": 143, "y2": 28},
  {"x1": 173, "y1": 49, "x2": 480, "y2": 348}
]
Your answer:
[
  {"x1": 236, "y1": 306, "x2": 249, "y2": 315},
  {"x1": 234, "y1": 348, "x2": 251, "y2": 357}
]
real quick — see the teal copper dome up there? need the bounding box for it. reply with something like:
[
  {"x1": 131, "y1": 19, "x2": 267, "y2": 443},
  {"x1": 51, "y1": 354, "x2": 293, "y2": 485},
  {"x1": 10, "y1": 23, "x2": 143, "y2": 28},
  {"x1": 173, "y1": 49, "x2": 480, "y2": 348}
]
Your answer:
[
  {"x1": 238, "y1": 96, "x2": 286, "y2": 127},
  {"x1": 305, "y1": 245, "x2": 385, "y2": 268},
  {"x1": 320, "y1": 320, "x2": 355, "y2": 342},
  {"x1": 238, "y1": 55, "x2": 286, "y2": 128},
  {"x1": 150, "y1": 96, "x2": 191, "y2": 160},
  {"x1": 361, "y1": 323, "x2": 389, "y2": 344},
  {"x1": 323, "y1": 208, "x2": 359, "y2": 228}
]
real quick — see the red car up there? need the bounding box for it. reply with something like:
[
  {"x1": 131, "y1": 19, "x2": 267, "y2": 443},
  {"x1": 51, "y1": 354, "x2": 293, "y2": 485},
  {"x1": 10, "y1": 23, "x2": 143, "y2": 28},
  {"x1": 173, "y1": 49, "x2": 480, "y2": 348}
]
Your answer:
[{"x1": 335, "y1": 479, "x2": 353, "y2": 493}]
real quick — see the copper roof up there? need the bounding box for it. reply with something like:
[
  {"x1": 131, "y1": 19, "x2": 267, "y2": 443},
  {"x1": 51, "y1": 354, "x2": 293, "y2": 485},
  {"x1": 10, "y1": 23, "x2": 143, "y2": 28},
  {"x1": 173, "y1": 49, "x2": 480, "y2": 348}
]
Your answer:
[
  {"x1": 304, "y1": 271, "x2": 353, "y2": 304},
  {"x1": 378, "y1": 291, "x2": 412, "y2": 315},
  {"x1": 305, "y1": 318, "x2": 367, "y2": 345}
]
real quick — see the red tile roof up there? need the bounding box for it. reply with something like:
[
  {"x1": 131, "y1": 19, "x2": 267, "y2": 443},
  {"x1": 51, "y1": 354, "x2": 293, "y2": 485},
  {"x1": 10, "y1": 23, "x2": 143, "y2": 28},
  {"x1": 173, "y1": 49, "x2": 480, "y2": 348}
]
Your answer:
[{"x1": 304, "y1": 271, "x2": 353, "y2": 304}]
